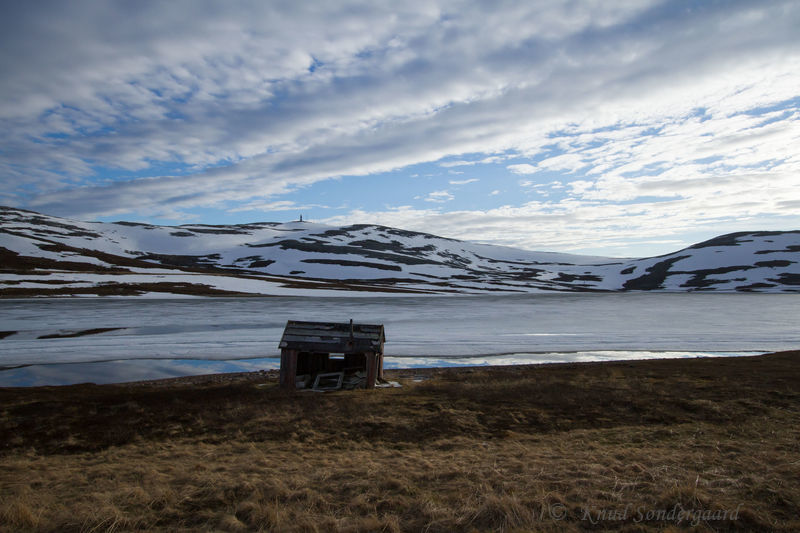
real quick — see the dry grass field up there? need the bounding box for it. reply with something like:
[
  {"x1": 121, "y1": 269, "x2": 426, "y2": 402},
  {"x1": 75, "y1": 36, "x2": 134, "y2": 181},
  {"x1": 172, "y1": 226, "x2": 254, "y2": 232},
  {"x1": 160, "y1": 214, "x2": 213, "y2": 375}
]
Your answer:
[{"x1": 1, "y1": 351, "x2": 799, "y2": 532}]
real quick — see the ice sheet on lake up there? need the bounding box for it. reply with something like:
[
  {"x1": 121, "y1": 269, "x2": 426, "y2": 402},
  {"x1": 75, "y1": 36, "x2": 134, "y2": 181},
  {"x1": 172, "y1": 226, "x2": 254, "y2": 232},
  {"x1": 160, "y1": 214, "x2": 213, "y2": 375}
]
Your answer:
[{"x1": 1, "y1": 293, "x2": 798, "y2": 381}]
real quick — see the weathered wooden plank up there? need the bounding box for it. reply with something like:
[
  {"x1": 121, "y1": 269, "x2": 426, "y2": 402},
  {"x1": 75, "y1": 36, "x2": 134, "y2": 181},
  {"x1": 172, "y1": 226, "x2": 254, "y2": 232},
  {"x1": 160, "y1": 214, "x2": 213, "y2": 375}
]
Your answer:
[
  {"x1": 365, "y1": 351, "x2": 376, "y2": 389},
  {"x1": 279, "y1": 349, "x2": 299, "y2": 389}
]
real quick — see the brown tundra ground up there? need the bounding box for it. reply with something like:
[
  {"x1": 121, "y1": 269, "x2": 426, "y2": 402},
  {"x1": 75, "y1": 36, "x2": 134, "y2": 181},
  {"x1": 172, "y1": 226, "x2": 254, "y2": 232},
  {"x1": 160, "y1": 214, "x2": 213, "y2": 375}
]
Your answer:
[{"x1": 1, "y1": 351, "x2": 799, "y2": 532}]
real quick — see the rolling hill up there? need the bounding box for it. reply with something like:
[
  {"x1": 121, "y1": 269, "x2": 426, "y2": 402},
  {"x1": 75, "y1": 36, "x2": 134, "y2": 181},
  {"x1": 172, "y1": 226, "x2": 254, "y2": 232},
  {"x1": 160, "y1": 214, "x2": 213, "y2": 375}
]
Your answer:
[{"x1": 1, "y1": 206, "x2": 798, "y2": 296}]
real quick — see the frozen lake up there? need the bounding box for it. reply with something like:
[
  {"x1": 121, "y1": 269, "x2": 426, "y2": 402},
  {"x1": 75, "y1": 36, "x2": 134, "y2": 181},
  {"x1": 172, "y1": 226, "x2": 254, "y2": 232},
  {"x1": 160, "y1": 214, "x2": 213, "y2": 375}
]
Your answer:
[{"x1": 1, "y1": 293, "x2": 798, "y2": 386}]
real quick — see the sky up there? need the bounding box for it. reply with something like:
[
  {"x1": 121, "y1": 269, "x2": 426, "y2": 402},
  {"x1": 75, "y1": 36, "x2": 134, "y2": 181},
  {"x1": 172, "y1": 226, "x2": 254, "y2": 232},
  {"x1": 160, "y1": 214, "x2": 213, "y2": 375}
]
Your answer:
[{"x1": 1, "y1": 0, "x2": 799, "y2": 257}]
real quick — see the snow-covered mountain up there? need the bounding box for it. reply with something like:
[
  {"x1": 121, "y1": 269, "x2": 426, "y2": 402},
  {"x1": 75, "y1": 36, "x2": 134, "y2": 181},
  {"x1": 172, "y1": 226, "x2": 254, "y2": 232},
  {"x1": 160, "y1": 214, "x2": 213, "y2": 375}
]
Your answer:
[{"x1": 1, "y1": 206, "x2": 798, "y2": 296}]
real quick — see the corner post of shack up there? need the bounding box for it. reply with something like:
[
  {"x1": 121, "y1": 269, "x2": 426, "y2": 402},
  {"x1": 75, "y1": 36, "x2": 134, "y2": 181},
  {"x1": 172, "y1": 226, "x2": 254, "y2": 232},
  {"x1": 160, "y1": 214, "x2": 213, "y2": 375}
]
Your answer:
[{"x1": 278, "y1": 320, "x2": 386, "y2": 390}]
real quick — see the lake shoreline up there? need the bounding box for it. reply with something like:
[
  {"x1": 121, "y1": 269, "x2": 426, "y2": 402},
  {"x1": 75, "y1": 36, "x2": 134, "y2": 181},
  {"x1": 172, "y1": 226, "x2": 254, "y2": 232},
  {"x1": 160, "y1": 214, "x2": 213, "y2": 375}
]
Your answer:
[
  {"x1": 0, "y1": 349, "x2": 765, "y2": 388},
  {"x1": 55, "y1": 350, "x2": 774, "y2": 389}
]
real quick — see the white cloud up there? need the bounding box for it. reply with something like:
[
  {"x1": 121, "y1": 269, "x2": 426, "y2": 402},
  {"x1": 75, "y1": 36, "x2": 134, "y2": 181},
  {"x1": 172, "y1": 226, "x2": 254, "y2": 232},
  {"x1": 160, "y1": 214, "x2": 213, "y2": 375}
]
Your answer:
[
  {"x1": 440, "y1": 155, "x2": 506, "y2": 168},
  {"x1": 507, "y1": 163, "x2": 538, "y2": 175},
  {"x1": 424, "y1": 190, "x2": 455, "y2": 203},
  {"x1": 439, "y1": 160, "x2": 477, "y2": 168},
  {"x1": 449, "y1": 178, "x2": 478, "y2": 185},
  {"x1": 535, "y1": 153, "x2": 585, "y2": 173}
]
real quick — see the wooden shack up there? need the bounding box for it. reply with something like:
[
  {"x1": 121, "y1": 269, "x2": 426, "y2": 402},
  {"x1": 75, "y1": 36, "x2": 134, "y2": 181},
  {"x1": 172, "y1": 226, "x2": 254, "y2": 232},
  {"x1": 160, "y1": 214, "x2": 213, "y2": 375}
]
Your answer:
[{"x1": 278, "y1": 320, "x2": 385, "y2": 390}]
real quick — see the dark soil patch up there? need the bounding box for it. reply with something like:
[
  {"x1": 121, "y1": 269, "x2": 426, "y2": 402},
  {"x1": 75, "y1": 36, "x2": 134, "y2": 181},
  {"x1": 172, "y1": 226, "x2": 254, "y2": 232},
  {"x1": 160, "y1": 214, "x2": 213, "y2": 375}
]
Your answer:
[
  {"x1": 301, "y1": 258, "x2": 402, "y2": 271},
  {"x1": 623, "y1": 255, "x2": 689, "y2": 290}
]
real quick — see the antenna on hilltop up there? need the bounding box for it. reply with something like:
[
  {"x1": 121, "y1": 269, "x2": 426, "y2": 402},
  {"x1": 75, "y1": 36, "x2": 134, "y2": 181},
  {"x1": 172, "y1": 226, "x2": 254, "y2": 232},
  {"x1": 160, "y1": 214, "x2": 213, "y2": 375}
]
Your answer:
[{"x1": 299, "y1": 214, "x2": 303, "y2": 222}]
